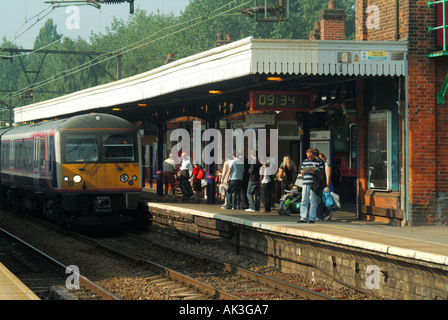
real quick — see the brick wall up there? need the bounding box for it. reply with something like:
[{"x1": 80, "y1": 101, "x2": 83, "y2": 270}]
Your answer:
[
  {"x1": 435, "y1": 58, "x2": 448, "y2": 223},
  {"x1": 356, "y1": 0, "x2": 405, "y2": 41},
  {"x1": 148, "y1": 206, "x2": 448, "y2": 299},
  {"x1": 399, "y1": 1, "x2": 438, "y2": 225}
]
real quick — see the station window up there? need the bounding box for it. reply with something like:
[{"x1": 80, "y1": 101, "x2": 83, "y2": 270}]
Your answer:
[
  {"x1": 278, "y1": 122, "x2": 300, "y2": 139},
  {"x1": 368, "y1": 110, "x2": 392, "y2": 191}
]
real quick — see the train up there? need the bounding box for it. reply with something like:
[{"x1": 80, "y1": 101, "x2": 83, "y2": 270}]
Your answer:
[{"x1": 0, "y1": 113, "x2": 142, "y2": 226}]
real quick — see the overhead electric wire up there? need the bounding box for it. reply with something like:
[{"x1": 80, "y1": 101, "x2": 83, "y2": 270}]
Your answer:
[
  {"x1": 0, "y1": 4, "x2": 109, "y2": 59},
  {"x1": 3, "y1": 0, "x2": 253, "y2": 102},
  {"x1": 0, "y1": 3, "x2": 55, "y2": 53}
]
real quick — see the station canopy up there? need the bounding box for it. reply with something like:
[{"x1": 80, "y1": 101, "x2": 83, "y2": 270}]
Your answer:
[{"x1": 14, "y1": 37, "x2": 408, "y2": 123}]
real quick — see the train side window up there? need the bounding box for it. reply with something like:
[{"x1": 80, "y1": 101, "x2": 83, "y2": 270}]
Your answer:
[
  {"x1": 14, "y1": 141, "x2": 24, "y2": 168},
  {"x1": 1, "y1": 142, "x2": 9, "y2": 167},
  {"x1": 24, "y1": 140, "x2": 33, "y2": 168},
  {"x1": 39, "y1": 138, "x2": 45, "y2": 168}
]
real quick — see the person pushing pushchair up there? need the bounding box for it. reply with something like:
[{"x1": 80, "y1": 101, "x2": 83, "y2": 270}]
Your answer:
[{"x1": 177, "y1": 152, "x2": 194, "y2": 201}]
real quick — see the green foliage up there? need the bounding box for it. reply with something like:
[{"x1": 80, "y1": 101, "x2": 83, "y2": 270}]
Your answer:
[{"x1": 0, "y1": 0, "x2": 355, "y2": 110}]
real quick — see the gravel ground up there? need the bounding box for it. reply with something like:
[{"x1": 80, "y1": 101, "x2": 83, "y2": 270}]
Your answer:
[
  {"x1": 143, "y1": 227, "x2": 375, "y2": 300},
  {"x1": 0, "y1": 211, "x2": 374, "y2": 300}
]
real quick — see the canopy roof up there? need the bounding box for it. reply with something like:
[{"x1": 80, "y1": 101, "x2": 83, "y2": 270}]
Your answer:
[{"x1": 14, "y1": 37, "x2": 408, "y2": 123}]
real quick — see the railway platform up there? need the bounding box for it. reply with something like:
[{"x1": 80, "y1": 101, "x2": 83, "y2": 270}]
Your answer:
[
  {"x1": 141, "y1": 188, "x2": 448, "y2": 299},
  {"x1": 0, "y1": 262, "x2": 39, "y2": 300},
  {"x1": 141, "y1": 189, "x2": 448, "y2": 262}
]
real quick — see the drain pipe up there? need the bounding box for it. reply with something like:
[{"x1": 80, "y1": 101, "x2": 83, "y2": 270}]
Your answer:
[
  {"x1": 404, "y1": 54, "x2": 410, "y2": 225},
  {"x1": 395, "y1": 0, "x2": 400, "y2": 41}
]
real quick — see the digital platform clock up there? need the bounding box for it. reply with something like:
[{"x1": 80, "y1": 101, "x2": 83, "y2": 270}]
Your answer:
[{"x1": 249, "y1": 91, "x2": 313, "y2": 112}]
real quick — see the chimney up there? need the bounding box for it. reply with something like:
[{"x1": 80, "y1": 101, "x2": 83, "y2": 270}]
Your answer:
[
  {"x1": 309, "y1": 22, "x2": 321, "y2": 40},
  {"x1": 319, "y1": 0, "x2": 346, "y2": 40},
  {"x1": 214, "y1": 34, "x2": 233, "y2": 47}
]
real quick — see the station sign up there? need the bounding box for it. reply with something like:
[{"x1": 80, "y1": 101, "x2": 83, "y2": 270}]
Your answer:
[
  {"x1": 229, "y1": 114, "x2": 275, "y2": 129},
  {"x1": 249, "y1": 91, "x2": 313, "y2": 112},
  {"x1": 245, "y1": 114, "x2": 275, "y2": 126}
]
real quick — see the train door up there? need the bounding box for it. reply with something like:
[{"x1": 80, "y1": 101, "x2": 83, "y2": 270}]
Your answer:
[
  {"x1": 0, "y1": 140, "x2": 11, "y2": 186},
  {"x1": 9, "y1": 140, "x2": 15, "y2": 186},
  {"x1": 36, "y1": 136, "x2": 46, "y2": 190},
  {"x1": 47, "y1": 133, "x2": 57, "y2": 189},
  {"x1": 33, "y1": 137, "x2": 39, "y2": 190}
]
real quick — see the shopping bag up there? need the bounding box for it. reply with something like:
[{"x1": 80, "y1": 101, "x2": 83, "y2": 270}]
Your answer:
[
  {"x1": 322, "y1": 191, "x2": 335, "y2": 207},
  {"x1": 295, "y1": 174, "x2": 304, "y2": 188},
  {"x1": 330, "y1": 192, "x2": 341, "y2": 209}
]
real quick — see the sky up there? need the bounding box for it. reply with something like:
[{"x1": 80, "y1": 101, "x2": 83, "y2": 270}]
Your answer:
[{"x1": 0, "y1": 0, "x2": 191, "y2": 48}]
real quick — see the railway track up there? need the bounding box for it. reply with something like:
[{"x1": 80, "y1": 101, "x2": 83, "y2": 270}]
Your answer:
[
  {"x1": 93, "y1": 232, "x2": 336, "y2": 300},
  {"x1": 0, "y1": 211, "x2": 338, "y2": 300},
  {"x1": 0, "y1": 226, "x2": 119, "y2": 300}
]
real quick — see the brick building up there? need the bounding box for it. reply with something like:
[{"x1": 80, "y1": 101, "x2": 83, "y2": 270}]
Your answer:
[
  {"x1": 12, "y1": 0, "x2": 445, "y2": 227},
  {"x1": 308, "y1": 0, "x2": 448, "y2": 226},
  {"x1": 352, "y1": 0, "x2": 446, "y2": 225}
]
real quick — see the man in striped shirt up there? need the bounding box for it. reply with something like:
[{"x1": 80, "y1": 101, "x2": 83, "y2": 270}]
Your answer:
[{"x1": 298, "y1": 149, "x2": 324, "y2": 223}]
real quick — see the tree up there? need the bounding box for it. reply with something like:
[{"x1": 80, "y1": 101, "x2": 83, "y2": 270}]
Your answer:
[
  {"x1": 0, "y1": 0, "x2": 356, "y2": 109},
  {"x1": 33, "y1": 19, "x2": 62, "y2": 49}
]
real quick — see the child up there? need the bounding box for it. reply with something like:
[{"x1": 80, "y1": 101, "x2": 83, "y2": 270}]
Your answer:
[
  {"x1": 192, "y1": 162, "x2": 205, "y2": 203},
  {"x1": 278, "y1": 185, "x2": 302, "y2": 216}
]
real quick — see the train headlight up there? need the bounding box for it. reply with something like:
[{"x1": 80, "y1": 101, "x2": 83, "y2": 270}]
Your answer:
[
  {"x1": 120, "y1": 174, "x2": 129, "y2": 183},
  {"x1": 64, "y1": 176, "x2": 70, "y2": 182},
  {"x1": 73, "y1": 175, "x2": 82, "y2": 184},
  {"x1": 132, "y1": 175, "x2": 138, "y2": 181}
]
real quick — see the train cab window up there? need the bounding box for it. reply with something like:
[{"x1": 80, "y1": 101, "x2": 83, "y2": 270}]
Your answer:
[
  {"x1": 64, "y1": 135, "x2": 98, "y2": 163},
  {"x1": 103, "y1": 134, "x2": 135, "y2": 162}
]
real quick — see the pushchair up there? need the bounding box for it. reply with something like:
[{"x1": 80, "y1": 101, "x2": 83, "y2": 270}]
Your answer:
[
  {"x1": 176, "y1": 172, "x2": 194, "y2": 201},
  {"x1": 278, "y1": 187, "x2": 302, "y2": 216}
]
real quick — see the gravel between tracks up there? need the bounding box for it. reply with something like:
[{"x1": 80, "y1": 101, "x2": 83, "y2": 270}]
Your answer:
[{"x1": 0, "y1": 212, "x2": 372, "y2": 300}]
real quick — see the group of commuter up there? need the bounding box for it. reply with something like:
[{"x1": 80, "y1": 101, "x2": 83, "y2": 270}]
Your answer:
[
  {"x1": 162, "y1": 152, "x2": 206, "y2": 203},
  {"x1": 161, "y1": 148, "x2": 337, "y2": 222}
]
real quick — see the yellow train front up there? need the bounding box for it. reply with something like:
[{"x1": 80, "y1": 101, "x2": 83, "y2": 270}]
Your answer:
[{"x1": 0, "y1": 113, "x2": 142, "y2": 226}]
